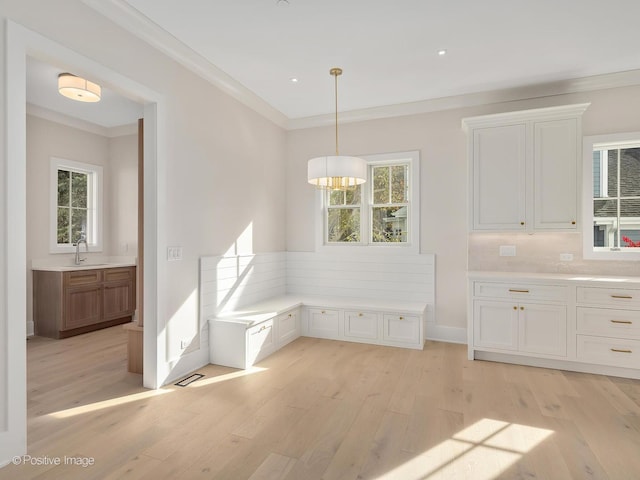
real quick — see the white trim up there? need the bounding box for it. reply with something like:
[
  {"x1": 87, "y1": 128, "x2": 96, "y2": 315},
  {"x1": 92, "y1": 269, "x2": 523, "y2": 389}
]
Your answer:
[
  {"x1": 583, "y1": 132, "x2": 640, "y2": 260},
  {"x1": 316, "y1": 151, "x2": 420, "y2": 254},
  {"x1": 82, "y1": 0, "x2": 288, "y2": 129},
  {"x1": 49, "y1": 157, "x2": 103, "y2": 254},
  {"x1": 27, "y1": 103, "x2": 137, "y2": 138},
  {"x1": 424, "y1": 322, "x2": 467, "y2": 345}
]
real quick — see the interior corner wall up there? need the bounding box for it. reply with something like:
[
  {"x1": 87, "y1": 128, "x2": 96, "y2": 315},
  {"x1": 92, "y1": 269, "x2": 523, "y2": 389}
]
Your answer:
[
  {"x1": 286, "y1": 84, "x2": 640, "y2": 332},
  {"x1": 108, "y1": 133, "x2": 138, "y2": 258}
]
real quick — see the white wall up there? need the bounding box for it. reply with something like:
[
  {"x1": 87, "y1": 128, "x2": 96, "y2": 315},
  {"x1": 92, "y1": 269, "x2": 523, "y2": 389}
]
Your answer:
[
  {"x1": 286, "y1": 85, "x2": 640, "y2": 332},
  {"x1": 25, "y1": 115, "x2": 139, "y2": 334},
  {"x1": 0, "y1": 2, "x2": 287, "y2": 459}
]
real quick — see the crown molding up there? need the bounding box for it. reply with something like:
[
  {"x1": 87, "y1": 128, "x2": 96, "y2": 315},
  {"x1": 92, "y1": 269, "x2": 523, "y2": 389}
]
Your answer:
[
  {"x1": 27, "y1": 103, "x2": 137, "y2": 137},
  {"x1": 82, "y1": 0, "x2": 288, "y2": 129},
  {"x1": 288, "y1": 69, "x2": 640, "y2": 130},
  {"x1": 83, "y1": 0, "x2": 640, "y2": 131}
]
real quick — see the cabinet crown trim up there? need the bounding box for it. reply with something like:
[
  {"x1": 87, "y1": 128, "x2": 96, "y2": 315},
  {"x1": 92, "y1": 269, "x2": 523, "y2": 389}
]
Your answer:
[{"x1": 462, "y1": 103, "x2": 590, "y2": 132}]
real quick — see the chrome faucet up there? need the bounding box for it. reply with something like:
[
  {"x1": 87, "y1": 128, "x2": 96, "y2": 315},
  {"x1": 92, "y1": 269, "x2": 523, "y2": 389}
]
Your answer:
[{"x1": 74, "y1": 235, "x2": 88, "y2": 265}]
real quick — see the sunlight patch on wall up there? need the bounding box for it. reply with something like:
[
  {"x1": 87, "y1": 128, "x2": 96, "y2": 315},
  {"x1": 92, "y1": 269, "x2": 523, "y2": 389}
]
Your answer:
[{"x1": 376, "y1": 418, "x2": 554, "y2": 480}]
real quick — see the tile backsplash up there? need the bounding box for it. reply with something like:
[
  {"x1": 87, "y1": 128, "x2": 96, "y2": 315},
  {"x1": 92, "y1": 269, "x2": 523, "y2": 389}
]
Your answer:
[{"x1": 468, "y1": 232, "x2": 640, "y2": 276}]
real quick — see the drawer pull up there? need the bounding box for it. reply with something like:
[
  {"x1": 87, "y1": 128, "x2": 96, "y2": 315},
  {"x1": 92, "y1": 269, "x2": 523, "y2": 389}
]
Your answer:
[
  {"x1": 611, "y1": 348, "x2": 632, "y2": 354},
  {"x1": 399, "y1": 316, "x2": 404, "y2": 320},
  {"x1": 509, "y1": 289, "x2": 529, "y2": 293},
  {"x1": 611, "y1": 295, "x2": 633, "y2": 299},
  {"x1": 288, "y1": 313, "x2": 292, "y2": 317},
  {"x1": 610, "y1": 320, "x2": 633, "y2": 325},
  {"x1": 358, "y1": 313, "x2": 363, "y2": 317},
  {"x1": 321, "y1": 310, "x2": 325, "y2": 314}
]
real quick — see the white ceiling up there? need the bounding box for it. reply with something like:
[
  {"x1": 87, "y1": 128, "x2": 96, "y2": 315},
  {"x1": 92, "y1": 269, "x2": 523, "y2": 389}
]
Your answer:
[
  {"x1": 28, "y1": 0, "x2": 640, "y2": 129},
  {"x1": 120, "y1": 0, "x2": 640, "y2": 120}
]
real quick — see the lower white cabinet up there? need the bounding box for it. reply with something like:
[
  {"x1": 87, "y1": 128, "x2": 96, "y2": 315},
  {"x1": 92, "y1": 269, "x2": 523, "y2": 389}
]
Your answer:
[
  {"x1": 344, "y1": 310, "x2": 378, "y2": 340},
  {"x1": 469, "y1": 273, "x2": 640, "y2": 379},
  {"x1": 210, "y1": 307, "x2": 300, "y2": 369},
  {"x1": 382, "y1": 314, "x2": 422, "y2": 348},
  {"x1": 307, "y1": 308, "x2": 341, "y2": 340}
]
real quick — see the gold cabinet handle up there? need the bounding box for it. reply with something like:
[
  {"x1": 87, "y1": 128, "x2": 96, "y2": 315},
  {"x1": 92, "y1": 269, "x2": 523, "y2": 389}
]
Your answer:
[
  {"x1": 611, "y1": 295, "x2": 633, "y2": 299},
  {"x1": 520, "y1": 306, "x2": 524, "y2": 310},
  {"x1": 399, "y1": 316, "x2": 404, "y2": 320},
  {"x1": 513, "y1": 306, "x2": 517, "y2": 310},
  {"x1": 520, "y1": 221, "x2": 525, "y2": 226},
  {"x1": 358, "y1": 313, "x2": 363, "y2": 317},
  {"x1": 610, "y1": 320, "x2": 633, "y2": 325},
  {"x1": 288, "y1": 313, "x2": 292, "y2": 317},
  {"x1": 571, "y1": 221, "x2": 576, "y2": 225},
  {"x1": 509, "y1": 289, "x2": 529, "y2": 293},
  {"x1": 321, "y1": 310, "x2": 325, "y2": 314},
  {"x1": 611, "y1": 348, "x2": 632, "y2": 354}
]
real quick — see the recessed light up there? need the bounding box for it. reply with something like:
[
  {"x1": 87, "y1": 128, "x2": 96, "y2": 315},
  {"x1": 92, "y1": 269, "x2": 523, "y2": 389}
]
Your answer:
[
  {"x1": 437, "y1": 49, "x2": 447, "y2": 56},
  {"x1": 290, "y1": 77, "x2": 299, "y2": 83}
]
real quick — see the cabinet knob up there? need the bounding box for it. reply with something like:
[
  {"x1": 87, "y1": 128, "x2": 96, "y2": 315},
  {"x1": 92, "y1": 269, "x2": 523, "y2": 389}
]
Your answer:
[
  {"x1": 520, "y1": 306, "x2": 524, "y2": 310},
  {"x1": 571, "y1": 221, "x2": 576, "y2": 225},
  {"x1": 520, "y1": 221, "x2": 525, "y2": 226},
  {"x1": 288, "y1": 313, "x2": 292, "y2": 317},
  {"x1": 358, "y1": 313, "x2": 363, "y2": 317},
  {"x1": 513, "y1": 306, "x2": 517, "y2": 310},
  {"x1": 399, "y1": 316, "x2": 404, "y2": 320},
  {"x1": 321, "y1": 310, "x2": 325, "y2": 314}
]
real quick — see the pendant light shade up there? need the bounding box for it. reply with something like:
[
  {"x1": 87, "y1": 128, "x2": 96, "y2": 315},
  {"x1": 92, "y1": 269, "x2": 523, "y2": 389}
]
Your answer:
[
  {"x1": 58, "y1": 73, "x2": 101, "y2": 103},
  {"x1": 307, "y1": 68, "x2": 366, "y2": 190}
]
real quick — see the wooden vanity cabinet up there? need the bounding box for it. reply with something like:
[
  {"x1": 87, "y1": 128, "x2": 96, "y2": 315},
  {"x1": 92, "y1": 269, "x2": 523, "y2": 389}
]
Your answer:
[{"x1": 34, "y1": 266, "x2": 136, "y2": 339}]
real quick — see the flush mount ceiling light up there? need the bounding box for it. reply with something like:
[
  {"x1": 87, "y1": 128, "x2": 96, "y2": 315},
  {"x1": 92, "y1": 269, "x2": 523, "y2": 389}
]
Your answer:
[
  {"x1": 58, "y1": 73, "x2": 101, "y2": 102},
  {"x1": 307, "y1": 68, "x2": 366, "y2": 190}
]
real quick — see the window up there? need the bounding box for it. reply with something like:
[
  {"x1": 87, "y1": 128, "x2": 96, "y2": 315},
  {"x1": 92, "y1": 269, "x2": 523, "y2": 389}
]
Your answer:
[
  {"x1": 583, "y1": 133, "x2": 640, "y2": 259},
  {"x1": 50, "y1": 157, "x2": 103, "y2": 253},
  {"x1": 318, "y1": 151, "x2": 419, "y2": 251}
]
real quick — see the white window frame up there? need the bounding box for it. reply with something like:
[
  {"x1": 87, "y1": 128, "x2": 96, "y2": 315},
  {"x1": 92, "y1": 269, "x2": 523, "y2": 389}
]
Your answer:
[
  {"x1": 50, "y1": 157, "x2": 103, "y2": 254},
  {"x1": 316, "y1": 150, "x2": 420, "y2": 254},
  {"x1": 582, "y1": 133, "x2": 640, "y2": 260}
]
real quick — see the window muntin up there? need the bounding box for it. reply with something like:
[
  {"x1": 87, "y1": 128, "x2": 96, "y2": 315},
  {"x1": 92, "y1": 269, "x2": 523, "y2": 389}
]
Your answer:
[{"x1": 50, "y1": 158, "x2": 102, "y2": 253}]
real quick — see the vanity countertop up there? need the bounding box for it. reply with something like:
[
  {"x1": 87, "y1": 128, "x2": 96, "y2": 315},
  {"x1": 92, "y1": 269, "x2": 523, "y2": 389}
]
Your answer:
[{"x1": 32, "y1": 261, "x2": 136, "y2": 272}]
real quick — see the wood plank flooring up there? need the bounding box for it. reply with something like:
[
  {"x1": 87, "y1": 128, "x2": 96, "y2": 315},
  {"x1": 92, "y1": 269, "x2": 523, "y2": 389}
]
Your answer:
[{"x1": 2, "y1": 326, "x2": 640, "y2": 479}]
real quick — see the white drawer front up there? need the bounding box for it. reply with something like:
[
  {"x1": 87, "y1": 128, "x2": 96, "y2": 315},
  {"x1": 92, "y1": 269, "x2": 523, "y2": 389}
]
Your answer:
[
  {"x1": 344, "y1": 311, "x2": 379, "y2": 340},
  {"x1": 474, "y1": 282, "x2": 567, "y2": 302},
  {"x1": 247, "y1": 319, "x2": 276, "y2": 365},
  {"x1": 577, "y1": 307, "x2": 640, "y2": 339},
  {"x1": 307, "y1": 308, "x2": 341, "y2": 340},
  {"x1": 277, "y1": 309, "x2": 300, "y2": 346},
  {"x1": 382, "y1": 314, "x2": 421, "y2": 347},
  {"x1": 577, "y1": 335, "x2": 640, "y2": 368},
  {"x1": 577, "y1": 287, "x2": 640, "y2": 308}
]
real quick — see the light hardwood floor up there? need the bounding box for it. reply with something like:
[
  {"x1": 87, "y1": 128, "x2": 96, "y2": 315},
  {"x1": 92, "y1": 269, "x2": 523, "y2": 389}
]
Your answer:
[{"x1": 2, "y1": 326, "x2": 640, "y2": 479}]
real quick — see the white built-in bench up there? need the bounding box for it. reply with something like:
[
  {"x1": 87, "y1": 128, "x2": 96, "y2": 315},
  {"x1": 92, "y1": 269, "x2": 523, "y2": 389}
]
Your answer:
[{"x1": 201, "y1": 252, "x2": 434, "y2": 369}]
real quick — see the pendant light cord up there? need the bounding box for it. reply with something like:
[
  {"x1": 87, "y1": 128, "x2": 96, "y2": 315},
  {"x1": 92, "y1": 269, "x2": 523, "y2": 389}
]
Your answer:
[{"x1": 334, "y1": 70, "x2": 339, "y2": 156}]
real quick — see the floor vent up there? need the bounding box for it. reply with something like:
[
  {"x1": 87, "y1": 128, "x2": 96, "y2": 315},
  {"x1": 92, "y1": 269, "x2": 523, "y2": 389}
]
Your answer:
[{"x1": 175, "y1": 373, "x2": 204, "y2": 387}]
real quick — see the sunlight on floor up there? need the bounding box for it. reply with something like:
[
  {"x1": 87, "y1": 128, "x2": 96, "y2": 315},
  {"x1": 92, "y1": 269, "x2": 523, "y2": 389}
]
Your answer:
[
  {"x1": 47, "y1": 389, "x2": 172, "y2": 419},
  {"x1": 376, "y1": 418, "x2": 554, "y2": 480},
  {"x1": 187, "y1": 366, "x2": 268, "y2": 388}
]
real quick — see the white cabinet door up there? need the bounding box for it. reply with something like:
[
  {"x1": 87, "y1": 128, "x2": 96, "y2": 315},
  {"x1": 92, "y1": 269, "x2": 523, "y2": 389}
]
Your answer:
[
  {"x1": 472, "y1": 124, "x2": 527, "y2": 230},
  {"x1": 382, "y1": 314, "x2": 421, "y2": 347},
  {"x1": 473, "y1": 300, "x2": 518, "y2": 351},
  {"x1": 307, "y1": 308, "x2": 341, "y2": 340},
  {"x1": 247, "y1": 319, "x2": 276, "y2": 366},
  {"x1": 534, "y1": 118, "x2": 578, "y2": 230},
  {"x1": 518, "y1": 303, "x2": 567, "y2": 357},
  {"x1": 344, "y1": 311, "x2": 378, "y2": 340},
  {"x1": 277, "y1": 309, "x2": 300, "y2": 347}
]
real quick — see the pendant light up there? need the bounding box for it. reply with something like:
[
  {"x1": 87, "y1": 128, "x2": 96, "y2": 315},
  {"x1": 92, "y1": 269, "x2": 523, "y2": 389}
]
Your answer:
[
  {"x1": 307, "y1": 68, "x2": 366, "y2": 190},
  {"x1": 58, "y1": 73, "x2": 101, "y2": 103}
]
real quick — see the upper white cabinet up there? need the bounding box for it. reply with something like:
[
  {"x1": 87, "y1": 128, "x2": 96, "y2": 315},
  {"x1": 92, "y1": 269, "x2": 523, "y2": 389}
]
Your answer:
[{"x1": 463, "y1": 104, "x2": 589, "y2": 232}]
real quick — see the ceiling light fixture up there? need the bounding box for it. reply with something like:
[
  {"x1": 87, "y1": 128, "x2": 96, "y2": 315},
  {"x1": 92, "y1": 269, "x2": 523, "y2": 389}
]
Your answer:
[
  {"x1": 290, "y1": 77, "x2": 299, "y2": 83},
  {"x1": 307, "y1": 68, "x2": 366, "y2": 190},
  {"x1": 58, "y1": 73, "x2": 101, "y2": 102},
  {"x1": 437, "y1": 49, "x2": 447, "y2": 56}
]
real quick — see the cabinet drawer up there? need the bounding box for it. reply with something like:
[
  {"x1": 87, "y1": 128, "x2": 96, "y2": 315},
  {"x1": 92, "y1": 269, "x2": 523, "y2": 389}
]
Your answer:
[
  {"x1": 382, "y1": 314, "x2": 421, "y2": 347},
  {"x1": 277, "y1": 309, "x2": 300, "y2": 347},
  {"x1": 474, "y1": 282, "x2": 567, "y2": 302},
  {"x1": 307, "y1": 308, "x2": 341, "y2": 340},
  {"x1": 577, "y1": 307, "x2": 640, "y2": 339},
  {"x1": 104, "y1": 267, "x2": 134, "y2": 283},
  {"x1": 577, "y1": 287, "x2": 640, "y2": 308},
  {"x1": 344, "y1": 311, "x2": 378, "y2": 340},
  {"x1": 247, "y1": 319, "x2": 276, "y2": 365},
  {"x1": 577, "y1": 335, "x2": 640, "y2": 368},
  {"x1": 65, "y1": 269, "x2": 102, "y2": 286}
]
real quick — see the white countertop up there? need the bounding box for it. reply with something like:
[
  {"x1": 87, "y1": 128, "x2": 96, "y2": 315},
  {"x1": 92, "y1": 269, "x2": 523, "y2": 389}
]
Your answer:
[
  {"x1": 468, "y1": 270, "x2": 640, "y2": 285},
  {"x1": 32, "y1": 256, "x2": 136, "y2": 272}
]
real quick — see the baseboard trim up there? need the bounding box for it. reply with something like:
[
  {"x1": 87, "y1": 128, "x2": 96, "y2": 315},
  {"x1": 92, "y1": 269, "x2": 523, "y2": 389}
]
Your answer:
[{"x1": 425, "y1": 323, "x2": 467, "y2": 344}]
